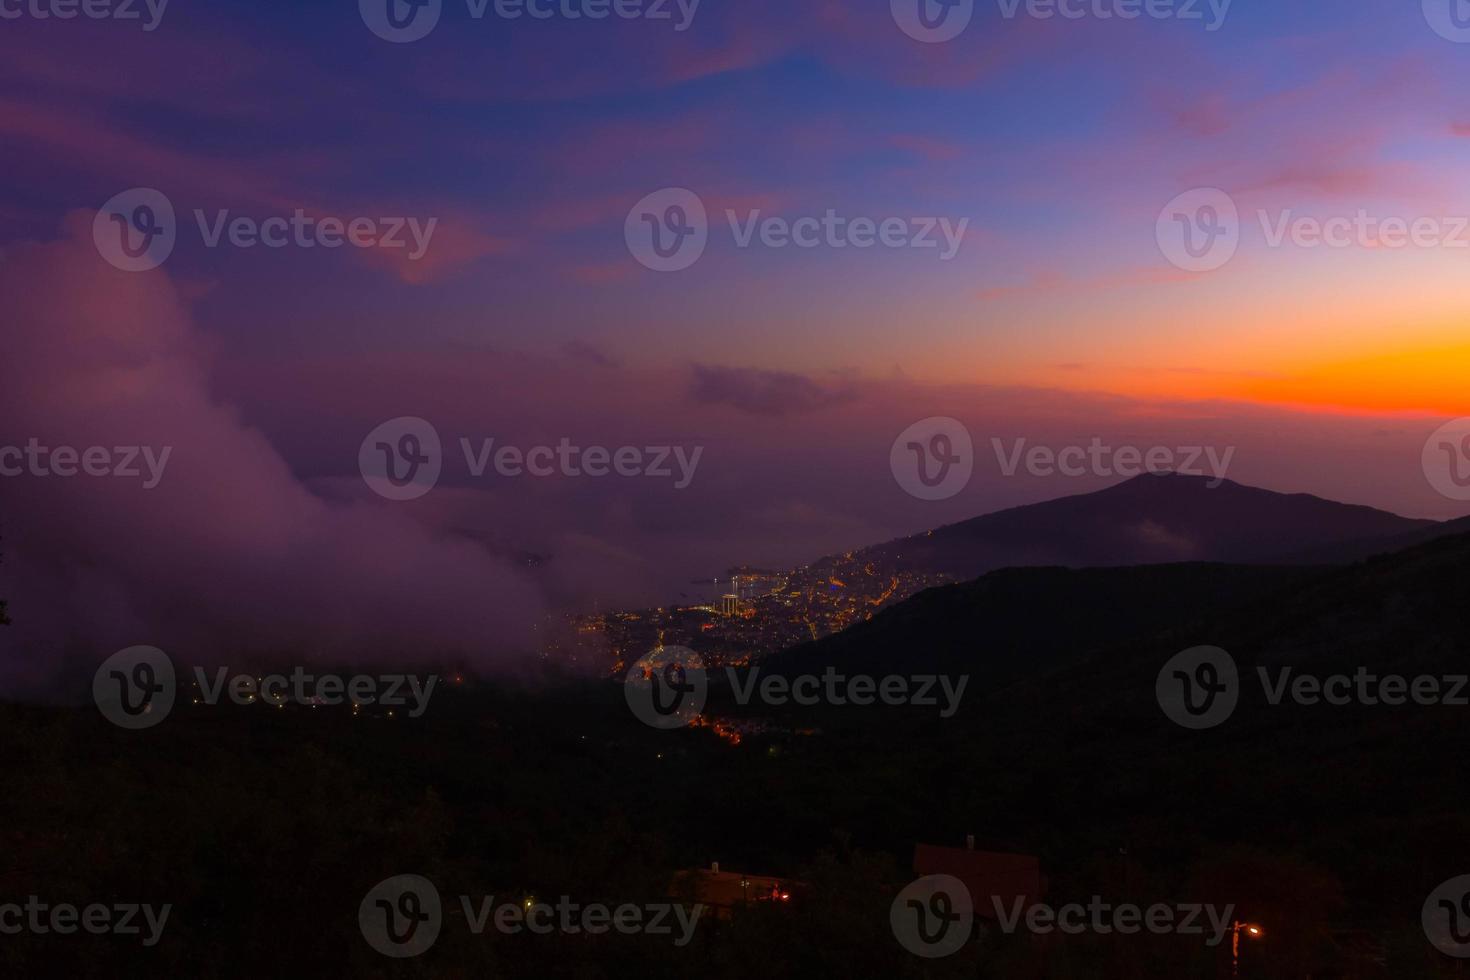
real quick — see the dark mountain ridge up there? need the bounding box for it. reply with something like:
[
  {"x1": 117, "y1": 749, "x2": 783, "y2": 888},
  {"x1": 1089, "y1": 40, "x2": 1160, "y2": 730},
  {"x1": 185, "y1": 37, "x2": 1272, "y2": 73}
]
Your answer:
[{"x1": 850, "y1": 472, "x2": 1438, "y2": 579}]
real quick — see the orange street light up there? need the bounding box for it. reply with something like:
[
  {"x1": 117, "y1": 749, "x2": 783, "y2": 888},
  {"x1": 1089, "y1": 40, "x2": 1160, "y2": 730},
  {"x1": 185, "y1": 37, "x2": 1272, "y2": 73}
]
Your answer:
[{"x1": 1231, "y1": 920, "x2": 1264, "y2": 977}]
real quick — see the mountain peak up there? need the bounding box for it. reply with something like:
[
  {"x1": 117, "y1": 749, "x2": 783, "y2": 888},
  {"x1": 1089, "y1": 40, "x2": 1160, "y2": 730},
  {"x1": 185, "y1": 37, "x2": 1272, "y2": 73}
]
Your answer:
[
  {"x1": 1101, "y1": 470, "x2": 1239, "y2": 493},
  {"x1": 861, "y1": 476, "x2": 1435, "y2": 578}
]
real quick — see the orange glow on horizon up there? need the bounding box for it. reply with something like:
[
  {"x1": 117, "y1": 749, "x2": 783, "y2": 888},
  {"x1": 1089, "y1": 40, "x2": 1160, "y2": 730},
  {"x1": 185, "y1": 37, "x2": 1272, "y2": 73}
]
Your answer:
[
  {"x1": 1226, "y1": 343, "x2": 1470, "y2": 416},
  {"x1": 1012, "y1": 341, "x2": 1470, "y2": 418}
]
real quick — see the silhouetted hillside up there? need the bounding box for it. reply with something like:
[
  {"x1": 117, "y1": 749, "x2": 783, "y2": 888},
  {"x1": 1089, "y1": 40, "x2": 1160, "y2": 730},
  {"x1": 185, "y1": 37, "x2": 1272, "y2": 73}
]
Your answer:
[
  {"x1": 750, "y1": 526, "x2": 1470, "y2": 976},
  {"x1": 795, "y1": 521, "x2": 1470, "y2": 686},
  {"x1": 1283, "y1": 513, "x2": 1470, "y2": 566},
  {"x1": 765, "y1": 562, "x2": 1316, "y2": 684},
  {"x1": 852, "y1": 472, "x2": 1437, "y2": 578}
]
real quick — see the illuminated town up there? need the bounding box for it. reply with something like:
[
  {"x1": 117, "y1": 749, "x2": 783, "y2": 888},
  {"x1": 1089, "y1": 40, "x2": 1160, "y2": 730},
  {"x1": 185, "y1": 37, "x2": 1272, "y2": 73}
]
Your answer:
[{"x1": 547, "y1": 547, "x2": 957, "y2": 676}]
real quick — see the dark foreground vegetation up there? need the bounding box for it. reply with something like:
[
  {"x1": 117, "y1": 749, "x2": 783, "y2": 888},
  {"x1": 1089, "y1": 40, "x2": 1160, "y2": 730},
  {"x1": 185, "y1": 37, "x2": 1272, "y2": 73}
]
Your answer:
[{"x1": 4, "y1": 528, "x2": 1470, "y2": 977}]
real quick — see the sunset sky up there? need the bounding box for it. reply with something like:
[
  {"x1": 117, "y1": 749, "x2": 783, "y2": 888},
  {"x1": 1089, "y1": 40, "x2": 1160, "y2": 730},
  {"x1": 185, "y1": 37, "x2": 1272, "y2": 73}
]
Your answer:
[
  {"x1": 3, "y1": 0, "x2": 1468, "y2": 410},
  {"x1": 4, "y1": 0, "x2": 1470, "y2": 689}
]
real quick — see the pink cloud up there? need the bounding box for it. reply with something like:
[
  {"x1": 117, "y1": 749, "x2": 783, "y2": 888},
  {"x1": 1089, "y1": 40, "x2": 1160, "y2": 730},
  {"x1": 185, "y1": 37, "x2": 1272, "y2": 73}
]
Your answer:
[{"x1": 0, "y1": 218, "x2": 544, "y2": 695}]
